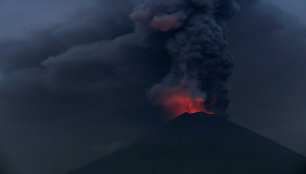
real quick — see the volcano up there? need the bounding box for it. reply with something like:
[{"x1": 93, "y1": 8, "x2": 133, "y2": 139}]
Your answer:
[{"x1": 66, "y1": 112, "x2": 306, "y2": 174}]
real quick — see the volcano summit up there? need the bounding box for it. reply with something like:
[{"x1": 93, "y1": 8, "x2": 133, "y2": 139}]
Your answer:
[{"x1": 66, "y1": 112, "x2": 306, "y2": 174}]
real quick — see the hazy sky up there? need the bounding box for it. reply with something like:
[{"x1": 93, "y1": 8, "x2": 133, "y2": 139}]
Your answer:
[
  {"x1": 0, "y1": 1, "x2": 305, "y2": 174},
  {"x1": 228, "y1": 0, "x2": 306, "y2": 156},
  {"x1": 268, "y1": 0, "x2": 306, "y2": 23},
  {"x1": 1, "y1": 0, "x2": 303, "y2": 37}
]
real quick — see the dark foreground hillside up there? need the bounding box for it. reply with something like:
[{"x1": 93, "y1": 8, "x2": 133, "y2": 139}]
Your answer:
[{"x1": 66, "y1": 112, "x2": 306, "y2": 174}]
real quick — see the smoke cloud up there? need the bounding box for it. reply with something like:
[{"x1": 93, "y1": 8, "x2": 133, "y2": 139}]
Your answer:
[
  {"x1": 1, "y1": 0, "x2": 306, "y2": 174},
  {"x1": 131, "y1": 0, "x2": 240, "y2": 115}
]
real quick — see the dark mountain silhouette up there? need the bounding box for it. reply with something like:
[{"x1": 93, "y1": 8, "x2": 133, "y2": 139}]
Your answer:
[{"x1": 66, "y1": 112, "x2": 306, "y2": 174}]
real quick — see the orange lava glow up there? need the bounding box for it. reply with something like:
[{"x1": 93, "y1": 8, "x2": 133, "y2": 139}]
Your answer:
[{"x1": 158, "y1": 89, "x2": 214, "y2": 118}]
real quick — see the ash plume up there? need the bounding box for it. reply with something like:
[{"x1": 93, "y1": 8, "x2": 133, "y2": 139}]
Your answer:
[{"x1": 131, "y1": 0, "x2": 240, "y2": 115}]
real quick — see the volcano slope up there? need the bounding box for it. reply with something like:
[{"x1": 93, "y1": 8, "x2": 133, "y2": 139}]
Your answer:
[{"x1": 66, "y1": 112, "x2": 306, "y2": 174}]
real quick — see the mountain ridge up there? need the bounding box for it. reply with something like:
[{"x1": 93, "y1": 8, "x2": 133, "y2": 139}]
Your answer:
[{"x1": 66, "y1": 112, "x2": 306, "y2": 174}]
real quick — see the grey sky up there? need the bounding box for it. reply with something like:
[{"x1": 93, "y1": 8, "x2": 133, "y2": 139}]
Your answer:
[
  {"x1": 0, "y1": 0, "x2": 93, "y2": 38},
  {"x1": 268, "y1": 0, "x2": 306, "y2": 23},
  {"x1": 228, "y1": 0, "x2": 306, "y2": 156}
]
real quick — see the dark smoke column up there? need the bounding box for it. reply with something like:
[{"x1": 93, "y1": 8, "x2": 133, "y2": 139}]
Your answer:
[{"x1": 131, "y1": 0, "x2": 240, "y2": 117}]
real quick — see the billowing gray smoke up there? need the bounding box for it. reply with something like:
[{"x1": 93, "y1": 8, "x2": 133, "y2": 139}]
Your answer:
[{"x1": 131, "y1": 0, "x2": 240, "y2": 115}]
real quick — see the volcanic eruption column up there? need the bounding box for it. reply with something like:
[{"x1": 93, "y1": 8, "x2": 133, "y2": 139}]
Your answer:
[{"x1": 131, "y1": 0, "x2": 240, "y2": 117}]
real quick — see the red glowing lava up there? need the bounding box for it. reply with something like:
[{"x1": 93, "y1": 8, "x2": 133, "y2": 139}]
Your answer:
[{"x1": 157, "y1": 89, "x2": 214, "y2": 118}]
